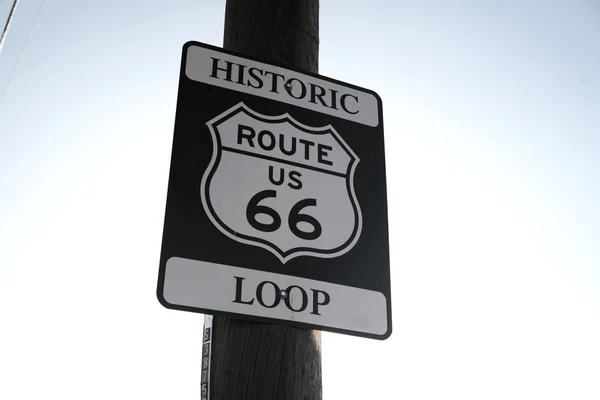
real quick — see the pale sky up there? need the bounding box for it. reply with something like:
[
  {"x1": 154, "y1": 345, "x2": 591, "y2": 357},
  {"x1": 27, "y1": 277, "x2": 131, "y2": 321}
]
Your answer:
[{"x1": 1, "y1": 1, "x2": 599, "y2": 399}]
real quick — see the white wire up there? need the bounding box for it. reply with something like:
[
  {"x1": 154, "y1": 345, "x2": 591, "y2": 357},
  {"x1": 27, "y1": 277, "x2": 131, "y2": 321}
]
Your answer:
[
  {"x1": 0, "y1": 0, "x2": 46, "y2": 109},
  {"x1": 0, "y1": 0, "x2": 21, "y2": 57}
]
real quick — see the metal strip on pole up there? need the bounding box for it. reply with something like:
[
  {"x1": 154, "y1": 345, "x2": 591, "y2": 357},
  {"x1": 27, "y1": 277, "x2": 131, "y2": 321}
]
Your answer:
[{"x1": 201, "y1": 314, "x2": 213, "y2": 400}]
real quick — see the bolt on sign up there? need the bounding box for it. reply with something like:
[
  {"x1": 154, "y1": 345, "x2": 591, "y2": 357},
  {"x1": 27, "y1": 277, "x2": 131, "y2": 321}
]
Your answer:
[{"x1": 157, "y1": 41, "x2": 391, "y2": 340}]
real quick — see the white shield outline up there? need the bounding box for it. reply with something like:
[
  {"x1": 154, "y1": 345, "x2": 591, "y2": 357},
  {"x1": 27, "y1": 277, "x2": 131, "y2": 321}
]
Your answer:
[{"x1": 201, "y1": 102, "x2": 362, "y2": 263}]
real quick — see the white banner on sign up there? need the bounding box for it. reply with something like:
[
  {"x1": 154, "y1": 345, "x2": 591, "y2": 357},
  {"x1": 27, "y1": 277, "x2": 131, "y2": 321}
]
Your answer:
[
  {"x1": 163, "y1": 257, "x2": 388, "y2": 336},
  {"x1": 185, "y1": 44, "x2": 380, "y2": 127}
]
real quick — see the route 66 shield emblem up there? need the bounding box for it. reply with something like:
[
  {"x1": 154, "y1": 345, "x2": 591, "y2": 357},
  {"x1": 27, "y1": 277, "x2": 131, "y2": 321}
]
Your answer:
[{"x1": 201, "y1": 102, "x2": 362, "y2": 263}]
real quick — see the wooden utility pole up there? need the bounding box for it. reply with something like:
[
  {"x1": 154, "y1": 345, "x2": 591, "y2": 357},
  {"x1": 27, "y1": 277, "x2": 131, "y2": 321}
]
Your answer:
[{"x1": 209, "y1": 1, "x2": 321, "y2": 399}]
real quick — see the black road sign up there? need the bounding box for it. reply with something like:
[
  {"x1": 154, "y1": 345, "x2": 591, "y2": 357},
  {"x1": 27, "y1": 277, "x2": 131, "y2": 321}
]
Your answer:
[{"x1": 157, "y1": 41, "x2": 391, "y2": 340}]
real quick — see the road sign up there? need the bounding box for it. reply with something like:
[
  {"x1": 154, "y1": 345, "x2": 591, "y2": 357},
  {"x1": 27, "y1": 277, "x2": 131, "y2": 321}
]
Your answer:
[{"x1": 157, "y1": 41, "x2": 391, "y2": 340}]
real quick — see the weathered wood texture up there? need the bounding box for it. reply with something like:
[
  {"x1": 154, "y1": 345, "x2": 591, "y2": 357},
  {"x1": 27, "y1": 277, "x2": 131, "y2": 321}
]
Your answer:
[
  {"x1": 210, "y1": 318, "x2": 322, "y2": 400},
  {"x1": 223, "y1": 0, "x2": 319, "y2": 73},
  {"x1": 210, "y1": 1, "x2": 321, "y2": 400}
]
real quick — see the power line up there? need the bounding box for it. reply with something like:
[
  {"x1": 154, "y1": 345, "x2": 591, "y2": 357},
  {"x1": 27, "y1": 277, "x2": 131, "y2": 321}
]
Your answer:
[
  {"x1": 0, "y1": 0, "x2": 21, "y2": 57},
  {"x1": 0, "y1": 0, "x2": 46, "y2": 109}
]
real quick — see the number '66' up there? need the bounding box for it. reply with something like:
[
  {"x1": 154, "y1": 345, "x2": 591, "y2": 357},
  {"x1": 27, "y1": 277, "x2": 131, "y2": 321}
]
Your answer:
[{"x1": 246, "y1": 190, "x2": 322, "y2": 240}]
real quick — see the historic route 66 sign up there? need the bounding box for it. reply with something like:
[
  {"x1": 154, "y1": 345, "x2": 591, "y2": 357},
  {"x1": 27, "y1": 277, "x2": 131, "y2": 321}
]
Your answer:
[
  {"x1": 202, "y1": 103, "x2": 361, "y2": 263},
  {"x1": 157, "y1": 42, "x2": 392, "y2": 340}
]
